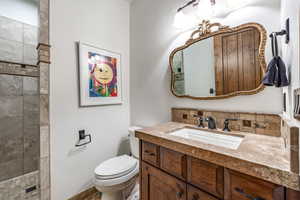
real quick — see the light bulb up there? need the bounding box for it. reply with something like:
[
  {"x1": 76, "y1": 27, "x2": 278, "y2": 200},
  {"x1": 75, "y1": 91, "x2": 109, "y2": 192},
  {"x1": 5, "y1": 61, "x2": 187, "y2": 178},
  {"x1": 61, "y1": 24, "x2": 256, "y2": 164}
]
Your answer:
[
  {"x1": 173, "y1": 10, "x2": 198, "y2": 29},
  {"x1": 212, "y1": 0, "x2": 231, "y2": 18},
  {"x1": 226, "y1": 0, "x2": 251, "y2": 11},
  {"x1": 197, "y1": 0, "x2": 213, "y2": 21}
]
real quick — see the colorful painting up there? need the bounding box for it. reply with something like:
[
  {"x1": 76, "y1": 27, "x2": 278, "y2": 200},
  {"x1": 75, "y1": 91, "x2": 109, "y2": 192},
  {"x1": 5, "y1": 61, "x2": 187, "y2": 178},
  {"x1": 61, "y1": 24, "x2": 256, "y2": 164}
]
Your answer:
[
  {"x1": 79, "y1": 42, "x2": 122, "y2": 106},
  {"x1": 88, "y1": 53, "x2": 118, "y2": 97}
]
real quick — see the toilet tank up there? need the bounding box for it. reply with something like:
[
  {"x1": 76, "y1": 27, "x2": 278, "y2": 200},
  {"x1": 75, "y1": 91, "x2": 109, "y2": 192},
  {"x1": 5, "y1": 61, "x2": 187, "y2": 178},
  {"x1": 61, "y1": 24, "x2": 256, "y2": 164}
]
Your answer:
[{"x1": 129, "y1": 126, "x2": 142, "y2": 158}]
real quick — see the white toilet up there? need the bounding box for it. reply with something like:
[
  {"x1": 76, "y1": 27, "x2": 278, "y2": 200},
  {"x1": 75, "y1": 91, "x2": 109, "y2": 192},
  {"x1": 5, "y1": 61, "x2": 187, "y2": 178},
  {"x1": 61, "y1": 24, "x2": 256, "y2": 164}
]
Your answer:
[{"x1": 94, "y1": 127, "x2": 141, "y2": 200}]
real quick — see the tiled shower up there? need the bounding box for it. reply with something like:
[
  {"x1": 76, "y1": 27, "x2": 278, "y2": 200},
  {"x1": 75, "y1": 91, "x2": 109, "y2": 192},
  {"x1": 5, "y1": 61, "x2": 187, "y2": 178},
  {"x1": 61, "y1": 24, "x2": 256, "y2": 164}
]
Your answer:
[
  {"x1": 0, "y1": 75, "x2": 39, "y2": 180},
  {"x1": 0, "y1": 16, "x2": 38, "y2": 65},
  {"x1": 0, "y1": 12, "x2": 40, "y2": 200}
]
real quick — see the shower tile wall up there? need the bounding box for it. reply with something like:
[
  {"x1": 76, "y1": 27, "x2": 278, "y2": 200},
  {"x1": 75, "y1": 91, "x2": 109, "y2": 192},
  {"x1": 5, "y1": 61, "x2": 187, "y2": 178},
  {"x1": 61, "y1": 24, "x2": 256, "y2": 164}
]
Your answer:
[
  {"x1": 0, "y1": 16, "x2": 38, "y2": 65},
  {"x1": 0, "y1": 74, "x2": 39, "y2": 182},
  {"x1": 0, "y1": 171, "x2": 39, "y2": 200}
]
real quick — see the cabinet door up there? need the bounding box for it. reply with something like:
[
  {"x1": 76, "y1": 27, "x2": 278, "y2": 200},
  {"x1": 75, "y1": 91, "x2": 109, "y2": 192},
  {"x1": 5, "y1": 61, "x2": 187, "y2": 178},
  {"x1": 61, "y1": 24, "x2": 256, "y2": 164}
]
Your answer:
[
  {"x1": 141, "y1": 161, "x2": 187, "y2": 200},
  {"x1": 160, "y1": 147, "x2": 187, "y2": 180},
  {"x1": 286, "y1": 189, "x2": 300, "y2": 200},
  {"x1": 187, "y1": 185, "x2": 219, "y2": 200},
  {"x1": 187, "y1": 157, "x2": 224, "y2": 198},
  {"x1": 224, "y1": 169, "x2": 284, "y2": 200}
]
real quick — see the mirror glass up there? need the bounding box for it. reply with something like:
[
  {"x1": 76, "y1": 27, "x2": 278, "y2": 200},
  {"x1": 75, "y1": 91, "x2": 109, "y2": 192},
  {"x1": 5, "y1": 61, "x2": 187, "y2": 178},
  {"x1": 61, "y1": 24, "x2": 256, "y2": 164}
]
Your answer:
[{"x1": 171, "y1": 24, "x2": 266, "y2": 99}]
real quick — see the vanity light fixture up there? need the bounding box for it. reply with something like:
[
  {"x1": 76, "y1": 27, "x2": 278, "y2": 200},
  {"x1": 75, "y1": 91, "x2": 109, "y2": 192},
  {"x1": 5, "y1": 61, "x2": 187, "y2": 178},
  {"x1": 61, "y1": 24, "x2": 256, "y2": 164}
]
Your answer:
[
  {"x1": 173, "y1": 0, "x2": 215, "y2": 29},
  {"x1": 174, "y1": 0, "x2": 261, "y2": 29},
  {"x1": 173, "y1": 0, "x2": 198, "y2": 29},
  {"x1": 177, "y1": 0, "x2": 198, "y2": 12}
]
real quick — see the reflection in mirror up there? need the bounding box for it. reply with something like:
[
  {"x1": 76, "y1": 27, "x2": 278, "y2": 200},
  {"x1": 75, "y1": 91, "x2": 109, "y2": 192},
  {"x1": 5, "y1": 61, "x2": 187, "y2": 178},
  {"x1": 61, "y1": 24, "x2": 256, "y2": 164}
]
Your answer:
[
  {"x1": 173, "y1": 38, "x2": 215, "y2": 97},
  {"x1": 170, "y1": 22, "x2": 267, "y2": 100}
]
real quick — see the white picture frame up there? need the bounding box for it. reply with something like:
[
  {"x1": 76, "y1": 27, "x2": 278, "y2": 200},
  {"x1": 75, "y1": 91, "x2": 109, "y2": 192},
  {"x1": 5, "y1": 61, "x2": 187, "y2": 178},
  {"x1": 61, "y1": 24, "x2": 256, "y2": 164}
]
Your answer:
[{"x1": 78, "y1": 42, "x2": 123, "y2": 106}]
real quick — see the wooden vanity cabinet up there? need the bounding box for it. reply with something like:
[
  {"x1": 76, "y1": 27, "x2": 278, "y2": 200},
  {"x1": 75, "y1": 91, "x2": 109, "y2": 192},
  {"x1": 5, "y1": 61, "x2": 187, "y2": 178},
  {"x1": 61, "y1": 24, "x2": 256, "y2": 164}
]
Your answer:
[
  {"x1": 188, "y1": 185, "x2": 219, "y2": 200},
  {"x1": 224, "y1": 169, "x2": 284, "y2": 200},
  {"x1": 141, "y1": 161, "x2": 187, "y2": 200},
  {"x1": 140, "y1": 141, "x2": 292, "y2": 200},
  {"x1": 187, "y1": 157, "x2": 224, "y2": 198},
  {"x1": 286, "y1": 189, "x2": 300, "y2": 200},
  {"x1": 160, "y1": 147, "x2": 187, "y2": 180},
  {"x1": 142, "y1": 141, "x2": 159, "y2": 167}
]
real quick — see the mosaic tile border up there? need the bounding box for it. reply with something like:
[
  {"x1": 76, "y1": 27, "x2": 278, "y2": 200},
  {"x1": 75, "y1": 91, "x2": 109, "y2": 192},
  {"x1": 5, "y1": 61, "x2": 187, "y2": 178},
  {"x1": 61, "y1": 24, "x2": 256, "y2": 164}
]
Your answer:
[
  {"x1": 282, "y1": 120, "x2": 300, "y2": 174},
  {"x1": 0, "y1": 61, "x2": 38, "y2": 77},
  {"x1": 38, "y1": 0, "x2": 50, "y2": 200},
  {"x1": 0, "y1": 171, "x2": 40, "y2": 200},
  {"x1": 171, "y1": 107, "x2": 281, "y2": 137}
]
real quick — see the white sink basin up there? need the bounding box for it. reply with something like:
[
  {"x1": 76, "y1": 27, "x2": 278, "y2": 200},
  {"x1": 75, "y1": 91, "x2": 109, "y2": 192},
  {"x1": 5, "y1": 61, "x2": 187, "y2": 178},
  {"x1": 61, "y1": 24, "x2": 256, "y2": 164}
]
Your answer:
[{"x1": 170, "y1": 128, "x2": 244, "y2": 150}]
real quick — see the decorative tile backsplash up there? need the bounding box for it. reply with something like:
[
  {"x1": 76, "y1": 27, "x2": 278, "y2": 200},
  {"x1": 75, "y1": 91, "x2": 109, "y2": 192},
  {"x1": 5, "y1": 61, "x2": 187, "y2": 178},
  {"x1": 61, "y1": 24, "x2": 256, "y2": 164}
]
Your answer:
[
  {"x1": 0, "y1": 171, "x2": 39, "y2": 200},
  {"x1": 172, "y1": 108, "x2": 281, "y2": 137},
  {"x1": 282, "y1": 120, "x2": 299, "y2": 174}
]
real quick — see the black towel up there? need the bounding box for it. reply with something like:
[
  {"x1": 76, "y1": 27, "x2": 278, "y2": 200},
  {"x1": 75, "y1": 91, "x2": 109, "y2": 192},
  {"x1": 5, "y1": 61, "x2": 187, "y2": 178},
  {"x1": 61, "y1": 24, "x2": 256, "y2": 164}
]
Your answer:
[{"x1": 262, "y1": 33, "x2": 289, "y2": 87}]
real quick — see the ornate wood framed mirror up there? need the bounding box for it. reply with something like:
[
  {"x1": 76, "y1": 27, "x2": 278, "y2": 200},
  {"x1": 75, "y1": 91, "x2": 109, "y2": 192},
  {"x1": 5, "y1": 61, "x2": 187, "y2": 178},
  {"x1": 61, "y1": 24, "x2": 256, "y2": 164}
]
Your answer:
[{"x1": 169, "y1": 21, "x2": 267, "y2": 100}]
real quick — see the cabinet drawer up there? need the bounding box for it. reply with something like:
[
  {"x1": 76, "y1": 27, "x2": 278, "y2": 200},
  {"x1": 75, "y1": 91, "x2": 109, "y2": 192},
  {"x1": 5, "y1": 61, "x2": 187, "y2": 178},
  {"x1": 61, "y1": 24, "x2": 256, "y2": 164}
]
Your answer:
[
  {"x1": 187, "y1": 157, "x2": 224, "y2": 198},
  {"x1": 286, "y1": 189, "x2": 300, "y2": 200},
  {"x1": 224, "y1": 169, "x2": 284, "y2": 200},
  {"x1": 142, "y1": 141, "x2": 159, "y2": 166},
  {"x1": 188, "y1": 185, "x2": 218, "y2": 200},
  {"x1": 160, "y1": 147, "x2": 187, "y2": 180}
]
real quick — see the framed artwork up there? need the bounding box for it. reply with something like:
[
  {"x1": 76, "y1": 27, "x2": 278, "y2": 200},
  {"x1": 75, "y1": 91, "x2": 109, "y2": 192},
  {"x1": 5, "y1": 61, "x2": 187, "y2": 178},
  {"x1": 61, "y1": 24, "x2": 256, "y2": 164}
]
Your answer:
[{"x1": 78, "y1": 42, "x2": 123, "y2": 106}]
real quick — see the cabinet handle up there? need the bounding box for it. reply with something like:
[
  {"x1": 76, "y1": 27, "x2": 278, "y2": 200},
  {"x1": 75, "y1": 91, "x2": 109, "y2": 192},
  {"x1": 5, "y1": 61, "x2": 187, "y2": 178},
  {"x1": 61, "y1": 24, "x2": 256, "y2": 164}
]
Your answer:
[
  {"x1": 144, "y1": 150, "x2": 155, "y2": 156},
  {"x1": 234, "y1": 187, "x2": 265, "y2": 200},
  {"x1": 176, "y1": 190, "x2": 184, "y2": 198},
  {"x1": 192, "y1": 194, "x2": 199, "y2": 200}
]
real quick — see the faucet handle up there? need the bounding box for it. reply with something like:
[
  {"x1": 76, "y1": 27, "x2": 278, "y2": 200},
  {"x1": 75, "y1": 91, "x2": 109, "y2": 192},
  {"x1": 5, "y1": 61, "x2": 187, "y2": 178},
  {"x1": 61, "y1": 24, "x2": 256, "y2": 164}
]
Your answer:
[
  {"x1": 193, "y1": 115, "x2": 204, "y2": 128},
  {"x1": 223, "y1": 118, "x2": 238, "y2": 132}
]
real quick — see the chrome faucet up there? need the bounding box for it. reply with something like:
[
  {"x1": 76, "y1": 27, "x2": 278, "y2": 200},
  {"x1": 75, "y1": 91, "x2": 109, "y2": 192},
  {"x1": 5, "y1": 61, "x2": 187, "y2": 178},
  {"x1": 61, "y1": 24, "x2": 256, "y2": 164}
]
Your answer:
[{"x1": 205, "y1": 117, "x2": 216, "y2": 129}]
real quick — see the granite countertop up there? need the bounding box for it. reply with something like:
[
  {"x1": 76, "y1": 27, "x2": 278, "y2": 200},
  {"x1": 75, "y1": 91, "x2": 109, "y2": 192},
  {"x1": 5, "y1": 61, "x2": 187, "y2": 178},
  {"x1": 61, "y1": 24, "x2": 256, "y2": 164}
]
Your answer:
[{"x1": 135, "y1": 122, "x2": 300, "y2": 191}]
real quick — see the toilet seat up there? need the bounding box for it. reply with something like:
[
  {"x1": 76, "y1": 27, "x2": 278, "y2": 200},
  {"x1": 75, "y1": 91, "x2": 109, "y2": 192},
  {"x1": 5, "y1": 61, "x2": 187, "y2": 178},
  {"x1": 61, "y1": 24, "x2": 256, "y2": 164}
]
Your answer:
[
  {"x1": 94, "y1": 155, "x2": 139, "y2": 187},
  {"x1": 94, "y1": 162, "x2": 139, "y2": 187}
]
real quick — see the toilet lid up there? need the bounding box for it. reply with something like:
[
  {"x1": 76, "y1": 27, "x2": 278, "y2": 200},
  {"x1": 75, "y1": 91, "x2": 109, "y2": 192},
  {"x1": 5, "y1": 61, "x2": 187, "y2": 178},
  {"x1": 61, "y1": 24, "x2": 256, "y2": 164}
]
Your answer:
[{"x1": 95, "y1": 155, "x2": 137, "y2": 179}]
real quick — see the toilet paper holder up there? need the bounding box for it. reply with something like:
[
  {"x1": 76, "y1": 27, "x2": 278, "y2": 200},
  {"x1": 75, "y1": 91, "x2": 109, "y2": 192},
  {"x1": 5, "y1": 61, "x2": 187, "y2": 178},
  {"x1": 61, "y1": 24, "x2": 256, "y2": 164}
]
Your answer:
[{"x1": 75, "y1": 130, "x2": 92, "y2": 147}]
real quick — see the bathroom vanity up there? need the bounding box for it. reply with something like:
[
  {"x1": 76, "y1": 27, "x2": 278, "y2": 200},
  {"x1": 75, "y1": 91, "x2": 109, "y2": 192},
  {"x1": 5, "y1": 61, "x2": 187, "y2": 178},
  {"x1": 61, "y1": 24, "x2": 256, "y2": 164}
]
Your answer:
[
  {"x1": 135, "y1": 20, "x2": 300, "y2": 200},
  {"x1": 136, "y1": 119, "x2": 300, "y2": 200}
]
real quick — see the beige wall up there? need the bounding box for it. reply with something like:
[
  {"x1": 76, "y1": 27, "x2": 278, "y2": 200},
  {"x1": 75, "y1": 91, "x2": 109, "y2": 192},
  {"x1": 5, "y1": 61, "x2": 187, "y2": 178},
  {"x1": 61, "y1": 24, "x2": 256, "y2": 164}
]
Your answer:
[
  {"x1": 281, "y1": 0, "x2": 300, "y2": 126},
  {"x1": 50, "y1": 0, "x2": 130, "y2": 199},
  {"x1": 130, "y1": 0, "x2": 282, "y2": 127},
  {"x1": 280, "y1": 0, "x2": 300, "y2": 172}
]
